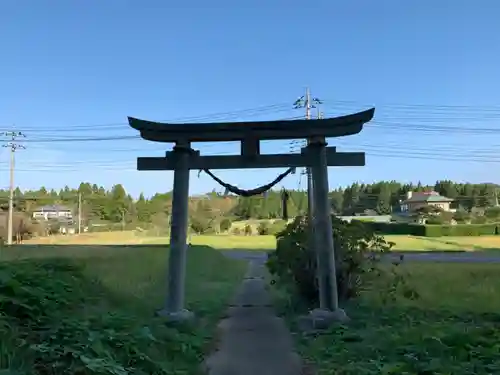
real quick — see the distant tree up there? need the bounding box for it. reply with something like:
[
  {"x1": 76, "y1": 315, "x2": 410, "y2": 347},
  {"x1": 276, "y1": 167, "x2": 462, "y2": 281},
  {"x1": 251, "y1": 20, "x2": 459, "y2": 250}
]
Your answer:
[
  {"x1": 484, "y1": 207, "x2": 500, "y2": 219},
  {"x1": 136, "y1": 193, "x2": 151, "y2": 222},
  {"x1": 190, "y1": 217, "x2": 211, "y2": 234},
  {"x1": 453, "y1": 209, "x2": 471, "y2": 224},
  {"x1": 0, "y1": 179, "x2": 498, "y2": 234},
  {"x1": 220, "y1": 218, "x2": 231, "y2": 232},
  {"x1": 47, "y1": 218, "x2": 61, "y2": 235},
  {"x1": 244, "y1": 224, "x2": 253, "y2": 236},
  {"x1": 257, "y1": 222, "x2": 270, "y2": 235}
]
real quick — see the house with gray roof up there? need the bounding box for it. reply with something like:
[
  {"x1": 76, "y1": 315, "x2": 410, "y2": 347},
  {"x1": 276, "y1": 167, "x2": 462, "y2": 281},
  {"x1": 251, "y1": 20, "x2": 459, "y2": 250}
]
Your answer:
[
  {"x1": 32, "y1": 204, "x2": 73, "y2": 221},
  {"x1": 400, "y1": 191, "x2": 454, "y2": 213}
]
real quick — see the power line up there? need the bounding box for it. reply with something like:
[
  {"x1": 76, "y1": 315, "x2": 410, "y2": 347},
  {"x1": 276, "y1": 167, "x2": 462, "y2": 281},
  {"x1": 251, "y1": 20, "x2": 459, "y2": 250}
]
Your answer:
[
  {"x1": 2, "y1": 101, "x2": 500, "y2": 174},
  {"x1": 3, "y1": 101, "x2": 500, "y2": 144},
  {"x1": 5, "y1": 100, "x2": 500, "y2": 136},
  {"x1": 5, "y1": 103, "x2": 294, "y2": 133},
  {"x1": 10, "y1": 117, "x2": 500, "y2": 144},
  {"x1": 321, "y1": 99, "x2": 500, "y2": 113}
]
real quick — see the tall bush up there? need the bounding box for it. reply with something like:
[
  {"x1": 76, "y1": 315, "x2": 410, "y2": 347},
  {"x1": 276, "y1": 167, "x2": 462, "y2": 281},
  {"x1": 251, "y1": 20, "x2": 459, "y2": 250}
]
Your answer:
[
  {"x1": 266, "y1": 215, "x2": 393, "y2": 305},
  {"x1": 244, "y1": 224, "x2": 253, "y2": 236},
  {"x1": 257, "y1": 221, "x2": 270, "y2": 235},
  {"x1": 268, "y1": 220, "x2": 287, "y2": 235},
  {"x1": 219, "y1": 218, "x2": 231, "y2": 232},
  {"x1": 362, "y1": 222, "x2": 426, "y2": 236}
]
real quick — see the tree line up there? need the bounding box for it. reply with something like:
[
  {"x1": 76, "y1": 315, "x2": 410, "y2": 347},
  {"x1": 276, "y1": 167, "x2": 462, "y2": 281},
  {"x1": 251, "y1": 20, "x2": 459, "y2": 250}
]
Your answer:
[{"x1": 0, "y1": 180, "x2": 498, "y2": 229}]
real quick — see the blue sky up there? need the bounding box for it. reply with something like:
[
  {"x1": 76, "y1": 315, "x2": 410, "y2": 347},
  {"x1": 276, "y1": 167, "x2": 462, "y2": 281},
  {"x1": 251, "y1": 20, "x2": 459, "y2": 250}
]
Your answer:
[{"x1": 1, "y1": 1, "x2": 499, "y2": 198}]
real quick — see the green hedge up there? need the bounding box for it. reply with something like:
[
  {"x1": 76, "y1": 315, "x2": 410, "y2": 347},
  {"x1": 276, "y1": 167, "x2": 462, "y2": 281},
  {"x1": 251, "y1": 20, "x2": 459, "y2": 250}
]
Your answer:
[
  {"x1": 360, "y1": 221, "x2": 500, "y2": 237},
  {"x1": 424, "y1": 224, "x2": 499, "y2": 237},
  {"x1": 358, "y1": 222, "x2": 426, "y2": 236}
]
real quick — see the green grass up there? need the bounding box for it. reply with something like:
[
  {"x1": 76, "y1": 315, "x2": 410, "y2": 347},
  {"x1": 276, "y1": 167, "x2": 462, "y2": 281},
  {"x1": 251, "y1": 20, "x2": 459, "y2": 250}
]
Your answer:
[
  {"x1": 279, "y1": 262, "x2": 500, "y2": 374},
  {"x1": 385, "y1": 235, "x2": 500, "y2": 251},
  {"x1": 189, "y1": 234, "x2": 276, "y2": 250},
  {"x1": 185, "y1": 234, "x2": 500, "y2": 252},
  {"x1": 144, "y1": 234, "x2": 277, "y2": 250},
  {"x1": 146, "y1": 233, "x2": 500, "y2": 253},
  {"x1": 0, "y1": 244, "x2": 247, "y2": 374}
]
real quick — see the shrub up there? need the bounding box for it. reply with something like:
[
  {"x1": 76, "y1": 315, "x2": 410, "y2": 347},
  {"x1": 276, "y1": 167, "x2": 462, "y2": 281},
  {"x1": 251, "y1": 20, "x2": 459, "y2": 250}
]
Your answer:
[
  {"x1": 231, "y1": 227, "x2": 241, "y2": 235},
  {"x1": 361, "y1": 222, "x2": 426, "y2": 236},
  {"x1": 268, "y1": 220, "x2": 287, "y2": 235},
  {"x1": 220, "y1": 218, "x2": 231, "y2": 232},
  {"x1": 266, "y1": 215, "x2": 393, "y2": 305},
  {"x1": 257, "y1": 221, "x2": 270, "y2": 235},
  {"x1": 426, "y1": 216, "x2": 446, "y2": 225},
  {"x1": 47, "y1": 218, "x2": 61, "y2": 235},
  {"x1": 190, "y1": 217, "x2": 210, "y2": 234},
  {"x1": 453, "y1": 210, "x2": 471, "y2": 223},
  {"x1": 471, "y1": 216, "x2": 488, "y2": 224},
  {"x1": 244, "y1": 224, "x2": 253, "y2": 236},
  {"x1": 485, "y1": 207, "x2": 500, "y2": 219}
]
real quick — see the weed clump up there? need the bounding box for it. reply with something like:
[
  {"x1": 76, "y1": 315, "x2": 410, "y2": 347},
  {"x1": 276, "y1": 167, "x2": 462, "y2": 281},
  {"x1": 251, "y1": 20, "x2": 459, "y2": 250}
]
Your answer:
[{"x1": 0, "y1": 259, "x2": 201, "y2": 374}]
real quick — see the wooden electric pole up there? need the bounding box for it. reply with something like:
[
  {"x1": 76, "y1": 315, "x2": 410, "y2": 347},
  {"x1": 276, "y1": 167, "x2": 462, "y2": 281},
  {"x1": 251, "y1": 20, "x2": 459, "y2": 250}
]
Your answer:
[
  {"x1": 121, "y1": 209, "x2": 125, "y2": 231},
  {"x1": 2, "y1": 131, "x2": 25, "y2": 245},
  {"x1": 77, "y1": 192, "x2": 82, "y2": 234}
]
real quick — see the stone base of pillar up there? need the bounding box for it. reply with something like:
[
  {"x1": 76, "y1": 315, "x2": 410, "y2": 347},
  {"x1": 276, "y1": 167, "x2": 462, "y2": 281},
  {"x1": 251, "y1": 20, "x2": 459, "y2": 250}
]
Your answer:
[
  {"x1": 297, "y1": 308, "x2": 350, "y2": 332},
  {"x1": 156, "y1": 308, "x2": 195, "y2": 324}
]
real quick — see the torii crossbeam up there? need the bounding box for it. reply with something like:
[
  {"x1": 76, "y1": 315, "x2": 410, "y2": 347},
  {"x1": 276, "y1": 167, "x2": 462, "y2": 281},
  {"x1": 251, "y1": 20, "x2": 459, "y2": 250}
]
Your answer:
[{"x1": 128, "y1": 107, "x2": 375, "y2": 322}]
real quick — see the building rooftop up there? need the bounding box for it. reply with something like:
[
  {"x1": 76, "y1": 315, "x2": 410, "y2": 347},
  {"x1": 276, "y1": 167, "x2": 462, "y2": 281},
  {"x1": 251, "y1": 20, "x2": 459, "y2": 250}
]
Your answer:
[
  {"x1": 404, "y1": 191, "x2": 453, "y2": 203},
  {"x1": 35, "y1": 204, "x2": 72, "y2": 212}
]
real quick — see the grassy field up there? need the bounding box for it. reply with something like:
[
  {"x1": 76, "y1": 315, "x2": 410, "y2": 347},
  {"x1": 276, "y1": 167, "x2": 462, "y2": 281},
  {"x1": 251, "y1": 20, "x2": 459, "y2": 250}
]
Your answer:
[
  {"x1": 25, "y1": 231, "x2": 277, "y2": 250},
  {"x1": 277, "y1": 262, "x2": 500, "y2": 374},
  {"x1": 10, "y1": 232, "x2": 500, "y2": 373},
  {"x1": 25, "y1": 231, "x2": 500, "y2": 252},
  {"x1": 23, "y1": 230, "x2": 146, "y2": 245},
  {"x1": 0, "y1": 242, "x2": 247, "y2": 374},
  {"x1": 385, "y1": 234, "x2": 500, "y2": 251},
  {"x1": 187, "y1": 233, "x2": 500, "y2": 252}
]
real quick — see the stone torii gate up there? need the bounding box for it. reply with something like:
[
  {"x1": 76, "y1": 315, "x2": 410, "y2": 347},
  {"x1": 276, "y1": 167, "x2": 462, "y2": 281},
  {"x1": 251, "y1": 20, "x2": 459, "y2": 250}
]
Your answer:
[{"x1": 127, "y1": 107, "x2": 375, "y2": 321}]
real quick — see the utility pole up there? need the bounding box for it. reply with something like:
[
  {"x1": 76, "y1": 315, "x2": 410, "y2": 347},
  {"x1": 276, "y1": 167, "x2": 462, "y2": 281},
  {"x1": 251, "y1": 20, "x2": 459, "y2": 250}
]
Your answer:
[
  {"x1": 293, "y1": 88, "x2": 323, "y2": 215},
  {"x1": 121, "y1": 209, "x2": 125, "y2": 231},
  {"x1": 1, "y1": 131, "x2": 25, "y2": 245},
  {"x1": 77, "y1": 192, "x2": 82, "y2": 234},
  {"x1": 293, "y1": 89, "x2": 329, "y2": 308}
]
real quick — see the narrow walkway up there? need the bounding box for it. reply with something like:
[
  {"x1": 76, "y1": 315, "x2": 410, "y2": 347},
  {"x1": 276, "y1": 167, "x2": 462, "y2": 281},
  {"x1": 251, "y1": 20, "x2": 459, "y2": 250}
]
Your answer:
[{"x1": 204, "y1": 261, "x2": 302, "y2": 375}]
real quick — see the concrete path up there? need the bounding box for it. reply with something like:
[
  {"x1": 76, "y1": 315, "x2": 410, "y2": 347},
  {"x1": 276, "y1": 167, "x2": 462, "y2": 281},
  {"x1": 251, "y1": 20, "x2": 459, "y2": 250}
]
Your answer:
[
  {"x1": 221, "y1": 249, "x2": 500, "y2": 264},
  {"x1": 203, "y1": 261, "x2": 302, "y2": 375}
]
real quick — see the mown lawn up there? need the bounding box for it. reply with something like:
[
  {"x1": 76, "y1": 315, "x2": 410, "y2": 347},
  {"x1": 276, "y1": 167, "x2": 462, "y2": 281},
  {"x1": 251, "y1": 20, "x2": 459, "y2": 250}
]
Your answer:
[
  {"x1": 0, "y1": 244, "x2": 247, "y2": 374},
  {"x1": 282, "y1": 262, "x2": 500, "y2": 374},
  {"x1": 26, "y1": 230, "x2": 500, "y2": 253},
  {"x1": 185, "y1": 234, "x2": 500, "y2": 252},
  {"x1": 386, "y1": 235, "x2": 500, "y2": 252}
]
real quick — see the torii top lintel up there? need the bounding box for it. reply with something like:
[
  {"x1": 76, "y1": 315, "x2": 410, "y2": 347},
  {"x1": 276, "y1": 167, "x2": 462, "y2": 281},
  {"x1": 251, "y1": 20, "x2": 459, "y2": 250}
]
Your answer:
[{"x1": 128, "y1": 107, "x2": 374, "y2": 143}]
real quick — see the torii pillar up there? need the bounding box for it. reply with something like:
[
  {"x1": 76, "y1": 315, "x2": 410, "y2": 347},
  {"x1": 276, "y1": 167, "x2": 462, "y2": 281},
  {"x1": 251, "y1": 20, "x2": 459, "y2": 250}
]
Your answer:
[
  {"x1": 163, "y1": 142, "x2": 193, "y2": 320},
  {"x1": 127, "y1": 108, "x2": 374, "y2": 323},
  {"x1": 309, "y1": 136, "x2": 340, "y2": 312}
]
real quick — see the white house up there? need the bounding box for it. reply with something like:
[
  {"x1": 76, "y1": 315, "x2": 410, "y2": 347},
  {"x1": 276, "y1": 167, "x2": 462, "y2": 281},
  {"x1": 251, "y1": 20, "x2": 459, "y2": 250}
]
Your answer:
[{"x1": 32, "y1": 204, "x2": 73, "y2": 221}]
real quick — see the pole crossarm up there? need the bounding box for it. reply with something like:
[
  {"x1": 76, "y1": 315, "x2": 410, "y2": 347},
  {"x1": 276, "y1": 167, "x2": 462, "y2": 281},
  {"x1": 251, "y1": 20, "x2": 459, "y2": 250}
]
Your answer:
[
  {"x1": 137, "y1": 147, "x2": 365, "y2": 171},
  {"x1": 127, "y1": 108, "x2": 374, "y2": 143}
]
